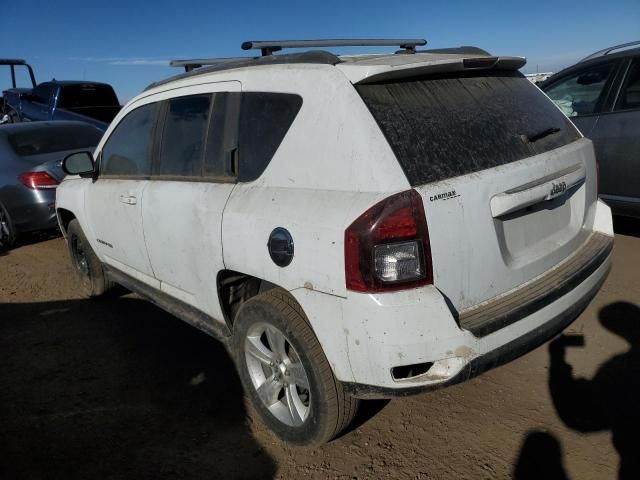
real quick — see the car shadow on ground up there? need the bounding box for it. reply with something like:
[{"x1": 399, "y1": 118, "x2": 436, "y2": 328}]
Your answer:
[
  {"x1": 613, "y1": 216, "x2": 640, "y2": 237},
  {"x1": 1, "y1": 229, "x2": 61, "y2": 256},
  {"x1": 0, "y1": 296, "x2": 277, "y2": 480},
  {"x1": 513, "y1": 301, "x2": 640, "y2": 479}
]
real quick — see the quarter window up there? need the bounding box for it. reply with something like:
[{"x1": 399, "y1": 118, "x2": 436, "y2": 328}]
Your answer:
[
  {"x1": 544, "y1": 62, "x2": 616, "y2": 117},
  {"x1": 157, "y1": 94, "x2": 211, "y2": 177},
  {"x1": 238, "y1": 92, "x2": 302, "y2": 182},
  {"x1": 101, "y1": 103, "x2": 158, "y2": 177},
  {"x1": 616, "y1": 59, "x2": 640, "y2": 111}
]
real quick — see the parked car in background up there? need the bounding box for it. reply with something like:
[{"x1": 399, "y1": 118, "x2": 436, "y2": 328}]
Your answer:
[
  {"x1": 0, "y1": 121, "x2": 102, "y2": 249},
  {"x1": 2, "y1": 80, "x2": 121, "y2": 131},
  {"x1": 541, "y1": 41, "x2": 640, "y2": 218},
  {"x1": 57, "y1": 38, "x2": 613, "y2": 446}
]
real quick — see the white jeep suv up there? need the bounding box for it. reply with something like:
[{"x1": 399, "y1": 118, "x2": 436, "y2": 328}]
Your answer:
[{"x1": 56, "y1": 39, "x2": 614, "y2": 446}]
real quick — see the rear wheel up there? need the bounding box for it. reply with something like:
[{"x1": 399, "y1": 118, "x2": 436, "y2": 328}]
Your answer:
[
  {"x1": 66, "y1": 219, "x2": 113, "y2": 297},
  {"x1": 233, "y1": 288, "x2": 358, "y2": 446},
  {"x1": 0, "y1": 202, "x2": 16, "y2": 250}
]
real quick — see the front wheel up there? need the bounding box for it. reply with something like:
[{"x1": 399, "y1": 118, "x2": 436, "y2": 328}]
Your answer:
[
  {"x1": 233, "y1": 289, "x2": 358, "y2": 446},
  {"x1": 66, "y1": 219, "x2": 113, "y2": 297}
]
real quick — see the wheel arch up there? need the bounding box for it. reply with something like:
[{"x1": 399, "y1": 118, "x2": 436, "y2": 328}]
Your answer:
[
  {"x1": 56, "y1": 208, "x2": 76, "y2": 237},
  {"x1": 216, "y1": 269, "x2": 280, "y2": 330}
]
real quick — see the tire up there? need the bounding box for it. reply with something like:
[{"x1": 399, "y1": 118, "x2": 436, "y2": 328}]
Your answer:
[
  {"x1": 233, "y1": 288, "x2": 358, "y2": 446},
  {"x1": 66, "y1": 219, "x2": 113, "y2": 297},
  {"x1": 0, "y1": 202, "x2": 16, "y2": 250}
]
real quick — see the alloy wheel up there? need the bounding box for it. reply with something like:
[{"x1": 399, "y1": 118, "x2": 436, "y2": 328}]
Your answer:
[{"x1": 244, "y1": 323, "x2": 311, "y2": 427}]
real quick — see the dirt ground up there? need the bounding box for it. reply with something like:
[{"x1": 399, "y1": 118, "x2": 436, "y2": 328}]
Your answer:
[{"x1": 1, "y1": 219, "x2": 639, "y2": 480}]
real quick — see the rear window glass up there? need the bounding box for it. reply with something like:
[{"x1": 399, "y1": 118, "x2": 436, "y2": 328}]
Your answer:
[
  {"x1": 357, "y1": 70, "x2": 580, "y2": 186},
  {"x1": 238, "y1": 92, "x2": 302, "y2": 182},
  {"x1": 58, "y1": 84, "x2": 119, "y2": 108},
  {"x1": 8, "y1": 124, "x2": 102, "y2": 156}
]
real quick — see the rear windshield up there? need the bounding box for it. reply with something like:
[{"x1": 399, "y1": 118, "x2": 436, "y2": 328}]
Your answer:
[
  {"x1": 58, "y1": 84, "x2": 119, "y2": 108},
  {"x1": 8, "y1": 124, "x2": 103, "y2": 156},
  {"x1": 356, "y1": 70, "x2": 580, "y2": 186}
]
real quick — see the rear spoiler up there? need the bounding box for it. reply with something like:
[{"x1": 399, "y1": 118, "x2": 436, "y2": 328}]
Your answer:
[{"x1": 353, "y1": 56, "x2": 527, "y2": 84}]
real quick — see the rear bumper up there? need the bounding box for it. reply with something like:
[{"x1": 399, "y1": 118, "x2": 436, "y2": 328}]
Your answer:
[
  {"x1": 342, "y1": 260, "x2": 609, "y2": 398},
  {"x1": 292, "y1": 230, "x2": 613, "y2": 398},
  {"x1": 5, "y1": 188, "x2": 58, "y2": 234}
]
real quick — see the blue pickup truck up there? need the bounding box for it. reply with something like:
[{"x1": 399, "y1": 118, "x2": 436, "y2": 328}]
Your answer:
[{"x1": 2, "y1": 80, "x2": 121, "y2": 131}]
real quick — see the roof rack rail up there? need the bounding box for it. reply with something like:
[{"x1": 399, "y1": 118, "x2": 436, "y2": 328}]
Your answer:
[
  {"x1": 580, "y1": 40, "x2": 640, "y2": 62},
  {"x1": 170, "y1": 57, "x2": 254, "y2": 72},
  {"x1": 241, "y1": 38, "x2": 427, "y2": 56}
]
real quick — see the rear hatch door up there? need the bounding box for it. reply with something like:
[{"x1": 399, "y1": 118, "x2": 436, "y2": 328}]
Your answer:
[{"x1": 356, "y1": 69, "x2": 597, "y2": 312}]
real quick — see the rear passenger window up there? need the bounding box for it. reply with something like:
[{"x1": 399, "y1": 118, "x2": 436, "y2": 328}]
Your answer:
[
  {"x1": 238, "y1": 92, "x2": 302, "y2": 182},
  {"x1": 101, "y1": 103, "x2": 158, "y2": 177},
  {"x1": 158, "y1": 94, "x2": 211, "y2": 177},
  {"x1": 616, "y1": 59, "x2": 640, "y2": 111}
]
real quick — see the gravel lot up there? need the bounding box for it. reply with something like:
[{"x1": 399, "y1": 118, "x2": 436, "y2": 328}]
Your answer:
[{"x1": 1, "y1": 219, "x2": 639, "y2": 479}]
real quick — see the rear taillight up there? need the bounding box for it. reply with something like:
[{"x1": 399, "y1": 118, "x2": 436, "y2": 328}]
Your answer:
[
  {"x1": 345, "y1": 189, "x2": 432, "y2": 292},
  {"x1": 18, "y1": 171, "x2": 59, "y2": 190}
]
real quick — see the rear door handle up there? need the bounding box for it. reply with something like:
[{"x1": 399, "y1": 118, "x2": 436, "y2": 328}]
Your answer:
[{"x1": 119, "y1": 194, "x2": 137, "y2": 205}]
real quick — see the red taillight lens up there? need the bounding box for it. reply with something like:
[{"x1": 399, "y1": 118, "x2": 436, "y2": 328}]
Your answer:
[
  {"x1": 345, "y1": 189, "x2": 432, "y2": 292},
  {"x1": 18, "y1": 171, "x2": 59, "y2": 190}
]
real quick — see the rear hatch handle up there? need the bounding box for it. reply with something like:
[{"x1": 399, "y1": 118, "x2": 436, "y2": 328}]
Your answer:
[{"x1": 490, "y1": 164, "x2": 586, "y2": 218}]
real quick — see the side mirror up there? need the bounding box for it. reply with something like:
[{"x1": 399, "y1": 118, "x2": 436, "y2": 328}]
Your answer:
[{"x1": 62, "y1": 151, "x2": 95, "y2": 177}]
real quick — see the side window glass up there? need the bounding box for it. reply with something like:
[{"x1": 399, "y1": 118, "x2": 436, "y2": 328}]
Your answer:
[
  {"x1": 616, "y1": 59, "x2": 640, "y2": 111},
  {"x1": 157, "y1": 94, "x2": 211, "y2": 177},
  {"x1": 238, "y1": 92, "x2": 302, "y2": 182},
  {"x1": 203, "y1": 92, "x2": 240, "y2": 179},
  {"x1": 101, "y1": 103, "x2": 157, "y2": 177},
  {"x1": 544, "y1": 62, "x2": 616, "y2": 117}
]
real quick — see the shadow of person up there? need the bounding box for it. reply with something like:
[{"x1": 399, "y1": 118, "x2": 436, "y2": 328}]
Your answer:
[
  {"x1": 0, "y1": 297, "x2": 277, "y2": 480},
  {"x1": 548, "y1": 301, "x2": 640, "y2": 479},
  {"x1": 513, "y1": 431, "x2": 569, "y2": 480}
]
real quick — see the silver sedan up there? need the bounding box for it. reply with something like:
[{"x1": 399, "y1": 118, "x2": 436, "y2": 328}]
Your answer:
[{"x1": 0, "y1": 121, "x2": 102, "y2": 249}]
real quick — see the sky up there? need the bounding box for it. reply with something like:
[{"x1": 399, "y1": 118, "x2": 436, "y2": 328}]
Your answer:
[{"x1": 2, "y1": 0, "x2": 639, "y2": 103}]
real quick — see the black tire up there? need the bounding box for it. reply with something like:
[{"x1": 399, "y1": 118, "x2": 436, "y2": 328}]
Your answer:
[
  {"x1": 233, "y1": 288, "x2": 358, "y2": 446},
  {"x1": 0, "y1": 202, "x2": 16, "y2": 250},
  {"x1": 66, "y1": 219, "x2": 113, "y2": 297}
]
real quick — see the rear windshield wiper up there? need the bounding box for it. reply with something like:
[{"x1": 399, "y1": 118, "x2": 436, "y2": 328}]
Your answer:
[{"x1": 526, "y1": 127, "x2": 560, "y2": 143}]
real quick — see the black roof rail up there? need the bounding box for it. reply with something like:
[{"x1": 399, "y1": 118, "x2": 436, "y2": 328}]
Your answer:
[
  {"x1": 153, "y1": 50, "x2": 341, "y2": 89},
  {"x1": 580, "y1": 40, "x2": 640, "y2": 62},
  {"x1": 241, "y1": 38, "x2": 427, "y2": 56},
  {"x1": 170, "y1": 57, "x2": 256, "y2": 72}
]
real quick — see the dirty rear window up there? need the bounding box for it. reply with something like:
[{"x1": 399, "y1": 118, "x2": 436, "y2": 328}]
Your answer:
[{"x1": 356, "y1": 70, "x2": 580, "y2": 186}]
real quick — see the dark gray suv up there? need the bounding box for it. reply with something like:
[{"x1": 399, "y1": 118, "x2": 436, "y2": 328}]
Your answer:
[{"x1": 541, "y1": 41, "x2": 640, "y2": 218}]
